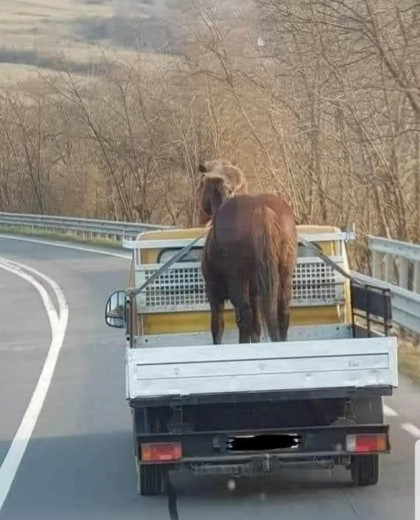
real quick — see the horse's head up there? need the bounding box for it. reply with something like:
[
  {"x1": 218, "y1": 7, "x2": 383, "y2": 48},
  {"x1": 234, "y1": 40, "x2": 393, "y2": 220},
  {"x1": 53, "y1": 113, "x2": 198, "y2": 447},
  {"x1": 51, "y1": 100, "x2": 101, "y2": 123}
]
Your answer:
[{"x1": 196, "y1": 159, "x2": 248, "y2": 226}]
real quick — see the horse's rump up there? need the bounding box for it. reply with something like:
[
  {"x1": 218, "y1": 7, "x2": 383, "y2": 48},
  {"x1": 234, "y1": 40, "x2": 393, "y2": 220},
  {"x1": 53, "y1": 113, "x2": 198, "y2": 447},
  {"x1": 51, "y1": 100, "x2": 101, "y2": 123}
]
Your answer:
[{"x1": 251, "y1": 199, "x2": 297, "y2": 340}]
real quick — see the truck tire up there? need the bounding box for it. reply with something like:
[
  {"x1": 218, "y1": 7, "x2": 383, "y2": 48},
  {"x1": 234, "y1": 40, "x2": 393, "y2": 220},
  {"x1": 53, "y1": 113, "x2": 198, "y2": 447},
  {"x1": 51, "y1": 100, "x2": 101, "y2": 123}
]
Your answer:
[
  {"x1": 139, "y1": 464, "x2": 166, "y2": 496},
  {"x1": 350, "y1": 455, "x2": 379, "y2": 486},
  {"x1": 134, "y1": 408, "x2": 168, "y2": 496},
  {"x1": 348, "y1": 396, "x2": 382, "y2": 486}
]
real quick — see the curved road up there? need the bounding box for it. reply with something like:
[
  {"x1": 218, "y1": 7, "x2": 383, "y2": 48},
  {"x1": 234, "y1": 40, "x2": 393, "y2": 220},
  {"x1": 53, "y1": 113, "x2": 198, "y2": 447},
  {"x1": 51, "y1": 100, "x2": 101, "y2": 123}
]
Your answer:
[{"x1": 0, "y1": 235, "x2": 418, "y2": 520}]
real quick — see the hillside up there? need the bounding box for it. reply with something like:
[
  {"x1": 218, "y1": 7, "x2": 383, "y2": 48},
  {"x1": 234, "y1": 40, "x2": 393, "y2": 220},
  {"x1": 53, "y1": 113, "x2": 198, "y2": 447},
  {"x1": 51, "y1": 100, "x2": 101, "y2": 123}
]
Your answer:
[{"x1": 0, "y1": 0, "x2": 186, "y2": 81}]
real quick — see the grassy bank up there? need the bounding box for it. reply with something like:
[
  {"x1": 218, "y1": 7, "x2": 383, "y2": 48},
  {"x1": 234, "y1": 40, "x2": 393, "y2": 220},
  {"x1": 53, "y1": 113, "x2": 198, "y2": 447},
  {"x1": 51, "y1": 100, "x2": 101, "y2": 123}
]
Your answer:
[
  {"x1": 398, "y1": 344, "x2": 420, "y2": 384},
  {"x1": 0, "y1": 0, "x2": 180, "y2": 83},
  {"x1": 0, "y1": 225, "x2": 122, "y2": 249}
]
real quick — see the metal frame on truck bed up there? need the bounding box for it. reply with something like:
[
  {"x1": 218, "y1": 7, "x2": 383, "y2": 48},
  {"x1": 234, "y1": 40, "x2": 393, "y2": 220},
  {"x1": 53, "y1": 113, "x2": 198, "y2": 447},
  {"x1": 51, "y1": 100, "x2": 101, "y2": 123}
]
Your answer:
[{"x1": 105, "y1": 225, "x2": 398, "y2": 496}]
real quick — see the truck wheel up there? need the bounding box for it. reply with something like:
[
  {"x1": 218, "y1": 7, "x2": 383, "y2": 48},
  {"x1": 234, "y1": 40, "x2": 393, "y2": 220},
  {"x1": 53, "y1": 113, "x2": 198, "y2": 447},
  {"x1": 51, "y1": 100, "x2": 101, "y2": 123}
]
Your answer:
[
  {"x1": 139, "y1": 464, "x2": 166, "y2": 496},
  {"x1": 350, "y1": 455, "x2": 379, "y2": 486}
]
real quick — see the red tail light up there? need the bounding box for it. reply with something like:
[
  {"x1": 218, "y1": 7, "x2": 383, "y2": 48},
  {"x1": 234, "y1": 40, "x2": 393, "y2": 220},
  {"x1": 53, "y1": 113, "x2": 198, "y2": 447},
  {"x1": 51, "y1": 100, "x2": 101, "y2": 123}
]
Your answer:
[
  {"x1": 141, "y1": 442, "x2": 182, "y2": 462},
  {"x1": 346, "y1": 434, "x2": 388, "y2": 453}
]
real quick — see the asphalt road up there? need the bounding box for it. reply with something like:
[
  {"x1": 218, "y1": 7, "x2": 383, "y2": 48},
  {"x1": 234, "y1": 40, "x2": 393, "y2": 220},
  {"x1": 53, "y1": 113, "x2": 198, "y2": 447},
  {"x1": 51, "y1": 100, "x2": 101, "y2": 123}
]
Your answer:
[{"x1": 0, "y1": 235, "x2": 418, "y2": 520}]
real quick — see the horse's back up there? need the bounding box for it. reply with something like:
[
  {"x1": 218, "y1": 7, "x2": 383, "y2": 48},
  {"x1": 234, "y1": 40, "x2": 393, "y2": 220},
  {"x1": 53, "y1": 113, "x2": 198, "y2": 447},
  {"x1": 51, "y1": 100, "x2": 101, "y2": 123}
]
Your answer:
[
  {"x1": 256, "y1": 193, "x2": 296, "y2": 239},
  {"x1": 206, "y1": 193, "x2": 296, "y2": 277},
  {"x1": 214, "y1": 193, "x2": 295, "y2": 242}
]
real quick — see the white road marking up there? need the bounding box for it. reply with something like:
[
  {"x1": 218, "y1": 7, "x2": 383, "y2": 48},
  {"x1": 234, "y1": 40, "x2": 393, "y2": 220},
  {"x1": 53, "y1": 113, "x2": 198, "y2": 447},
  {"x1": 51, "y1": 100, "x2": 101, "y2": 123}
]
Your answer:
[
  {"x1": 384, "y1": 404, "x2": 398, "y2": 417},
  {"x1": 0, "y1": 234, "x2": 130, "y2": 259},
  {"x1": 0, "y1": 258, "x2": 69, "y2": 512},
  {"x1": 401, "y1": 423, "x2": 420, "y2": 438}
]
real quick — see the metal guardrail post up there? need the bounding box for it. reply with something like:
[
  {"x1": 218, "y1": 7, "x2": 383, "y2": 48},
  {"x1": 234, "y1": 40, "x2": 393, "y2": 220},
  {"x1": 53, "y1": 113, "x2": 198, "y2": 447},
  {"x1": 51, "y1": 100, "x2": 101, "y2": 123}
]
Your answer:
[
  {"x1": 372, "y1": 250, "x2": 381, "y2": 279},
  {"x1": 398, "y1": 257, "x2": 409, "y2": 289},
  {"x1": 414, "y1": 262, "x2": 420, "y2": 294},
  {"x1": 384, "y1": 254, "x2": 394, "y2": 284}
]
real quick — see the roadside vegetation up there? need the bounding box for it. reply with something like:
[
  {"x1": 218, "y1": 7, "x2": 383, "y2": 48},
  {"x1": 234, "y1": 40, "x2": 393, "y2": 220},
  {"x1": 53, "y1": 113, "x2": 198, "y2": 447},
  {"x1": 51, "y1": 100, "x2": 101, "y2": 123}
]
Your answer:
[{"x1": 0, "y1": 225, "x2": 122, "y2": 248}]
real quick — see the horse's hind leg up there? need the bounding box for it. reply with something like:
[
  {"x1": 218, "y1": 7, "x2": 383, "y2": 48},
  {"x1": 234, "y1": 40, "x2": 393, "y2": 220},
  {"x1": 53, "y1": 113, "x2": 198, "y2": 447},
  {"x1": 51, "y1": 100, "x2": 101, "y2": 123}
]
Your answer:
[
  {"x1": 229, "y1": 279, "x2": 252, "y2": 343},
  {"x1": 277, "y1": 299, "x2": 290, "y2": 341},
  {"x1": 278, "y1": 269, "x2": 293, "y2": 341},
  {"x1": 210, "y1": 300, "x2": 225, "y2": 344},
  {"x1": 249, "y1": 282, "x2": 261, "y2": 343}
]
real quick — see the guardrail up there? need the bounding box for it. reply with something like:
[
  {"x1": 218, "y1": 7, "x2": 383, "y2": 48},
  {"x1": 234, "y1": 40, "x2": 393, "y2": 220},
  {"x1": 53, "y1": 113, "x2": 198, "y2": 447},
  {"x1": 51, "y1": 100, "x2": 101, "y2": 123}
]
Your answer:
[
  {"x1": 0, "y1": 212, "x2": 173, "y2": 240},
  {"x1": 370, "y1": 235, "x2": 420, "y2": 292},
  {"x1": 365, "y1": 236, "x2": 420, "y2": 335}
]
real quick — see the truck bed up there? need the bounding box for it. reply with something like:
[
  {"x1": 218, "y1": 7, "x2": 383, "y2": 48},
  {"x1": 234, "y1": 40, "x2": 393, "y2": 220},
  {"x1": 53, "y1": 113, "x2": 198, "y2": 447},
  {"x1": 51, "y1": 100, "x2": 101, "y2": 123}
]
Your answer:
[{"x1": 126, "y1": 335, "x2": 398, "y2": 402}]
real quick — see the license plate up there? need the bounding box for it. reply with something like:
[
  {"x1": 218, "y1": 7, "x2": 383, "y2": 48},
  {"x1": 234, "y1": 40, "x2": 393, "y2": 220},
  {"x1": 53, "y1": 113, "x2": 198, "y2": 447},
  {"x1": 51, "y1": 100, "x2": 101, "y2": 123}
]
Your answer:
[{"x1": 228, "y1": 434, "x2": 301, "y2": 451}]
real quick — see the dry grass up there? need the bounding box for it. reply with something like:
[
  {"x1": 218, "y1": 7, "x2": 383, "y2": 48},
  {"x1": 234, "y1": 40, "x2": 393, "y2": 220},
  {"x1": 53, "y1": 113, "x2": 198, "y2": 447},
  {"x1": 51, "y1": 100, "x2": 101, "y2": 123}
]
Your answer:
[
  {"x1": 0, "y1": 0, "x2": 113, "y2": 41},
  {"x1": 0, "y1": 0, "x2": 168, "y2": 78},
  {"x1": 0, "y1": 0, "x2": 112, "y2": 77},
  {"x1": 0, "y1": 0, "x2": 112, "y2": 25},
  {"x1": 0, "y1": 225, "x2": 122, "y2": 249},
  {"x1": 0, "y1": 63, "x2": 44, "y2": 84},
  {"x1": 398, "y1": 341, "x2": 420, "y2": 383}
]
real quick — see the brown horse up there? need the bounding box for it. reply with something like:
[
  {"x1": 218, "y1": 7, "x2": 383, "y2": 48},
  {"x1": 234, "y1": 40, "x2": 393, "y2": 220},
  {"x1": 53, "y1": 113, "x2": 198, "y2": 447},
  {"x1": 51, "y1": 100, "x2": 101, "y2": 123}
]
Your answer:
[{"x1": 198, "y1": 161, "x2": 298, "y2": 344}]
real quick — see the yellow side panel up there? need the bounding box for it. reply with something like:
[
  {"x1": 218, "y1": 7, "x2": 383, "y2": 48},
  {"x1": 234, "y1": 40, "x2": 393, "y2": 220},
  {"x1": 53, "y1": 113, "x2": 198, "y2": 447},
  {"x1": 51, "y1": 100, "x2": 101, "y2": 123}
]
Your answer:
[
  {"x1": 142, "y1": 306, "x2": 342, "y2": 335},
  {"x1": 143, "y1": 311, "x2": 235, "y2": 335},
  {"x1": 137, "y1": 228, "x2": 206, "y2": 241},
  {"x1": 290, "y1": 307, "x2": 343, "y2": 326}
]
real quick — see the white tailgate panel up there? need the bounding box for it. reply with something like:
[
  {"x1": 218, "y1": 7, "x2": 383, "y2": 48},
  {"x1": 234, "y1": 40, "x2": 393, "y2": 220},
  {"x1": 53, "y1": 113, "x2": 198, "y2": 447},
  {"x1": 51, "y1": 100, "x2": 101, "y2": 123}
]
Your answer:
[{"x1": 126, "y1": 337, "x2": 398, "y2": 399}]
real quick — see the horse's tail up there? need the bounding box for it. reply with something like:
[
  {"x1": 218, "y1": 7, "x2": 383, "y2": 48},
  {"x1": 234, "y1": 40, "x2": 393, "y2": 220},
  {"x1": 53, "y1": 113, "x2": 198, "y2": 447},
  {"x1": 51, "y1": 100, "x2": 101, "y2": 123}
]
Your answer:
[{"x1": 253, "y1": 206, "x2": 281, "y2": 342}]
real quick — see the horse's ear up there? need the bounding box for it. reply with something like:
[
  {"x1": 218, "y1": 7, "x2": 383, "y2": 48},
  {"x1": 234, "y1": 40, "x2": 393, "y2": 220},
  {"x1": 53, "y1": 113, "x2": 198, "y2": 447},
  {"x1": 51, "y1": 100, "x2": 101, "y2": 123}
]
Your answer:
[{"x1": 198, "y1": 164, "x2": 207, "y2": 173}]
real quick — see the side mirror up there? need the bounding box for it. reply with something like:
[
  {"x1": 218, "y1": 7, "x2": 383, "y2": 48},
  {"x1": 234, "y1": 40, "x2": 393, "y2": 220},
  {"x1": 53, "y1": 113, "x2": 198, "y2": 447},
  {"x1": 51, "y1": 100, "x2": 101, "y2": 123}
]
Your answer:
[{"x1": 105, "y1": 290, "x2": 127, "y2": 328}]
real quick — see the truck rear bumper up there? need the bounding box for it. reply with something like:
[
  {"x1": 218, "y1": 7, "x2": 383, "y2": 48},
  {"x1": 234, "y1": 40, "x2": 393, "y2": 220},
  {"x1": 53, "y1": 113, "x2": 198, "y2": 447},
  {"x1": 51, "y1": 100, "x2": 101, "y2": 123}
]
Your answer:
[
  {"x1": 182, "y1": 455, "x2": 354, "y2": 477},
  {"x1": 137, "y1": 423, "x2": 390, "y2": 469},
  {"x1": 129, "y1": 385, "x2": 393, "y2": 408}
]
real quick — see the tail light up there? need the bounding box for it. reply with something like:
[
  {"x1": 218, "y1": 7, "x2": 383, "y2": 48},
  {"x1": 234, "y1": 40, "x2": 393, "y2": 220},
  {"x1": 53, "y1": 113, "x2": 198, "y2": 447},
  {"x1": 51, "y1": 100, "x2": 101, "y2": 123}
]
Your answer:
[
  {"x1": 141, "y1": 442, "x2": 182, "y2": 462},
  {"x1": 346, "y1": 434, "x2": 388, "y2": 453}
]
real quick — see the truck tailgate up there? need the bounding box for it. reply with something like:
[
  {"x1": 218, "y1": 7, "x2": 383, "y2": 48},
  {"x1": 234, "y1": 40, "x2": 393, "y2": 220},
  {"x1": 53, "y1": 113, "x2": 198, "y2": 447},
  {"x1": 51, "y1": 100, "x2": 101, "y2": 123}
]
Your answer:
[{"x1": 126, "y1": 337, "x2": 398, "y2": 400}]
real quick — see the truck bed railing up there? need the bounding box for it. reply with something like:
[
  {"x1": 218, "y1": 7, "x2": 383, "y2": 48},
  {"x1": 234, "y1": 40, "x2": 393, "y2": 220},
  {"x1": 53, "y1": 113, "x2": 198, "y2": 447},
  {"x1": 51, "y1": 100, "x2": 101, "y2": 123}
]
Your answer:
[{"x1": 350, "y1": 282, "x2": 393, "y2": 337}]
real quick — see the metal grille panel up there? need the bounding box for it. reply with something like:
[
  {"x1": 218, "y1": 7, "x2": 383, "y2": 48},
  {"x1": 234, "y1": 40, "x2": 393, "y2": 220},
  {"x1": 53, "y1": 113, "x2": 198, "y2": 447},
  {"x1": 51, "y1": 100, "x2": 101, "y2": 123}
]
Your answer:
[
  {"x1": 143, "y1": 265, "x2": 208, "y2": 310},
  {"x1": 135, "y1": 258, "x2": 345, "y2": 313},
  {"x1": 293, "y1": 261, "x2": 340, "y2": 304}
]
